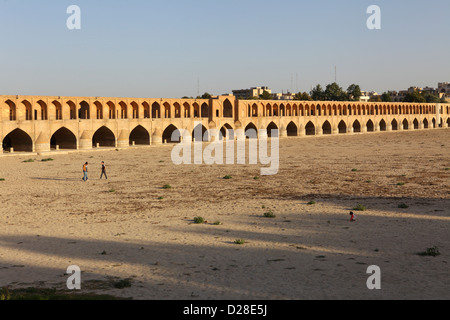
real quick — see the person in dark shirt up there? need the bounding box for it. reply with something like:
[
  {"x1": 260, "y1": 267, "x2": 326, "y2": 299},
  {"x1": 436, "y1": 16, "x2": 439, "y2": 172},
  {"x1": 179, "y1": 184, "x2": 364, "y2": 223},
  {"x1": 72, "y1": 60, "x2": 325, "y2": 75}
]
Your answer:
[{"x1": 100, "y1": 161, "x2": 108, "y2": 180}]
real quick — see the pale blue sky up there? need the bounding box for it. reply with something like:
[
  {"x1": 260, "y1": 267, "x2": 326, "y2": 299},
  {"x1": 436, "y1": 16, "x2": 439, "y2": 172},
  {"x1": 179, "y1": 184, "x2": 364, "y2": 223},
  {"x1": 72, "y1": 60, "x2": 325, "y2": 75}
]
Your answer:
[{"x1": 0, "y1": 0, "x2": 449, "y2": 98}]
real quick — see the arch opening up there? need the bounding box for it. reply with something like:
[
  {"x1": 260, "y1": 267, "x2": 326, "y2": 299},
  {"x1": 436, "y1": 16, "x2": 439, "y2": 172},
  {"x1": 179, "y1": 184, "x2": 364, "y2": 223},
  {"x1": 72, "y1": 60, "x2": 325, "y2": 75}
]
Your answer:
[
  {"x1": 163, "y1": 125, "x2": 180, "y2": 144},
  {"x1": 287, "y1": 122, "x2": 298, "y2": 137},
  {"x1": 244, "y1": 123, "x2": 258, "y2": 139},
  {"x1": 223, "y1": 100, "x2": 233, "y2": 118},
  {"x1": 379, "y1": 119, "x2": 387, "y2": 131},
  {"x1": 220, "y1": 124, "x2": 234, "y2": 140},
  {"x1": 2, "y1": 129, "x2": 33, "y2": 152},
  {"x1": 305, "y1": 121, "x2": 316, "y2": 136},
  {"x1": 402, "y1": 119, "x2": 409, "y2": 130},
  {"x1": 192, "y1": 124, "x2": 209, "y2": 142},
  {"x1": 130, "y1": 125, "x2": 150, "y2": 145},
  {"x1": 51, "y1": 127, "x2": 77, "y2": 150},
  {"x1": 338, "y1": 120, "x2": 347, "y2": 134},
  {"x1": 353, "y1": 120, "x2": 361, "y2": 133},
  {"x1": 391, "y1": 119, "x2": 398, "y2": 131},
  {"x1": 93, "y1": 126, "x2": 115, "y2": 147},
  {"x1": 267, "y1": 122, "x2": 279, "y2": 138},
  {"x1": 322, "y1": 121, "x2": 332, "y2": 135},
  {"x1": 366, "y1": 120, "x2": 374, "y2": 132}
]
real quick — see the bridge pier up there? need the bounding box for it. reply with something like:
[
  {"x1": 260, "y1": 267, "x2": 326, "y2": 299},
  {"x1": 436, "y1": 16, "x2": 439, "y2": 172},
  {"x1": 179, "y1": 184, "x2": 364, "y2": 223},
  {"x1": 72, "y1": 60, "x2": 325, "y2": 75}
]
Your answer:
[
  {"x1": 35, "y1": 132, "x2": 50, "y2": 154},
  {"x1": 79, "y1": 131, "x2": 92, "y2": 150},
  {"x1": 152, "y1": 129, "x2": 162, "y2": 145},
  {"x1": 117, "y1": 130, "x2": 129, "y2": 148}
]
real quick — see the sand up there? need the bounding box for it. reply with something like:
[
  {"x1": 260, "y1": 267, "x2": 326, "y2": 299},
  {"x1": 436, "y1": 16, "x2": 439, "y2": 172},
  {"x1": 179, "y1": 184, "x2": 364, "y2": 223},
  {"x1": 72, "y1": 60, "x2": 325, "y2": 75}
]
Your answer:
[{"x1": 0, "y1": 129, "x2": 449, "y2": 300}]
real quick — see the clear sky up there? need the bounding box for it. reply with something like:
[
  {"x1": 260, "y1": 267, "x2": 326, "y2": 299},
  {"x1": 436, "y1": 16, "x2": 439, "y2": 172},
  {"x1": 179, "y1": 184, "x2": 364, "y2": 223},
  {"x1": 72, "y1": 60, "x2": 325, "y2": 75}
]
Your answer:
[{"x1": 0, "y1": 0, "x2": 449, "y2": 98}]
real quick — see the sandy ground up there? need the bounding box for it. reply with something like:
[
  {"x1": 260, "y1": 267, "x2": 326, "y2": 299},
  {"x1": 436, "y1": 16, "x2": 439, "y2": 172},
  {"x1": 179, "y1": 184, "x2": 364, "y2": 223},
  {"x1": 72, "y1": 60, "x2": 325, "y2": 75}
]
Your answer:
[{"x1": 0, "y1": 129, "x2": 449, "y2": 300}]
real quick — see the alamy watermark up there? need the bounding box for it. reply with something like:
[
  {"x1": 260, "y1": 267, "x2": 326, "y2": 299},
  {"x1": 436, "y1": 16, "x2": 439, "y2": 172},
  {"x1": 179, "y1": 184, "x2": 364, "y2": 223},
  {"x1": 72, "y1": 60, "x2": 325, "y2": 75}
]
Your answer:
[
  {"x1": 367, "y1": 265, "x2": 381, "y2": 290},
  {"x1": 67, "y1": 5, "x2": 81, "y2": 30},
  {"x1": 367, "y1": 5, "x2": 381, "y2": 30},
  {"x1": 66, "y1": 265, "x2": 81, "y2": 290},
  {"x1": 170, "y1": 122, "x2": 279, "y2": 176}
]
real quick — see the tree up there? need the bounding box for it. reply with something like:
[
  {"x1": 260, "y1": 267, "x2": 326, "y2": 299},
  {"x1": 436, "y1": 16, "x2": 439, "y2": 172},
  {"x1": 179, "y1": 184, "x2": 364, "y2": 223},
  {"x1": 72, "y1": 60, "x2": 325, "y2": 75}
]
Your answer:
[
  {"x1": 196, "y1": 92, "x2": 212, "y2": 99},
  {"x1": 324, "y1": 82, "x2": 348, "y2": 101},
  {"x1": 369, "y1": 95, "x2": 382, "y2": 102},
  {"x1": 201, "y1": 92, "x2": 212, "y2": 99},
  {"x1": 424, "y1": 93, "x2": 440, "y2": 103},
  {"x1": 259, "y1": 90, "x2": 273, "y2": 100},
  {"x1": 294, "y1": 92, "x2": 312, "y2": 101},
  {"x1": 347, "y1": 84, "x2": 362, "y2": 101},
  {"x1": 311, "y1": 85, "x2": 325, "y2": 101},
  {"x1": 381, "y1": 92, "x2": 392, "y2": 102},
  {"x1": 403, "y1": 91, "x2": 426, "y2": 103}
]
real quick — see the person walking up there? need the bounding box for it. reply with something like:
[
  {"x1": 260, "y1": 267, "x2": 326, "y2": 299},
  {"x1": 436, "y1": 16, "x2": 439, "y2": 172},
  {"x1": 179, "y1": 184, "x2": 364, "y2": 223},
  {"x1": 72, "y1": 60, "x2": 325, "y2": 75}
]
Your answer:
[
  {"x1": 82, "y1": 162, "x2": 88, "y2": 181},
  {"x1": 100, "y1": 161, "x2": 108, "y2": 180}
]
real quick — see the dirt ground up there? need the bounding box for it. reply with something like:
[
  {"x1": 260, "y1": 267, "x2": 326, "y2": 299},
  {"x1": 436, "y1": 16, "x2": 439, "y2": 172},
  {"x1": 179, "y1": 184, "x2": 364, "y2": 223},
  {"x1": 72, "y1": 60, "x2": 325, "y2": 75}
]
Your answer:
[{"x1": 0, "y1": 129, "x2": 449, "y2": 300}]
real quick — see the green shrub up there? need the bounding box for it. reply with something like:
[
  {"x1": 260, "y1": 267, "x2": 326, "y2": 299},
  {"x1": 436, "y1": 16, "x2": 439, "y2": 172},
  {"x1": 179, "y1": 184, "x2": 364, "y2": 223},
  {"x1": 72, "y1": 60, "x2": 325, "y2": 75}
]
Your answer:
[
  {"x1": 418, "y1": 247, "x2": 441, "y2": 257},
  {"x1": 41, "y1": 158, "x2": 54, "y2": 162},
  {"x1": 307, "y1": 201, "x2": 316, "y2": 205},
  {"x1": 353, "y1": 204, "x2": 367, "y2": 211},
  {"x1": 23, "y1": 159, "x2": 34, "y2": 163},
  {"x1": 234, "y1": 239, "x2": 245, "y2": 245},
  {"x1": 263, "y1": 210, "x2": 276, "y2": 218},
  {"x1": 398, "y1": 203, "x2": 409, "y2": 209},
  {"x1": 193, "y1": 217, "x2": 205, "y2": 224},
  {"x1": 162, "y1": 184, "x2": 172, "y2": 189},
  {"x1": 223, "y1": 175, "x2": 232, "y2": 180},
  {"x1": 112, "y1": 279, "x2": 132, "y2": 289}
]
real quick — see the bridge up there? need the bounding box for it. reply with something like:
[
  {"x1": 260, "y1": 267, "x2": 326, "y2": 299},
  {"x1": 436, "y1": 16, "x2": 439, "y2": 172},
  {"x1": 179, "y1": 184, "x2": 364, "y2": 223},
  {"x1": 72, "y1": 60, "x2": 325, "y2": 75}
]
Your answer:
[{"x1": 1, "y1": 94, "x2": 449, "y2": 154}]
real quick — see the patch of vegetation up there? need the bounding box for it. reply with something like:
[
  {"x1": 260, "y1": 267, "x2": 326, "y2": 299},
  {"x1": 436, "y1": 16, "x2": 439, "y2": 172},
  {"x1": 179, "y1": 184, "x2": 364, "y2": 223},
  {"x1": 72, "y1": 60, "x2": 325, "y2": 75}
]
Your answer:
[
  {"x1": 193, "y1": 217, "x2": 205, "y2": 224},
  {"x1": 366, "y1": 180, "x2": 372, "y2": 183},
  {"x1": 0, "y1": 287, "x2": 123, "y2": 300},
  {"x1": 234, "y1": 239, "x2": 245, "y2": 245},
  {"x1": 397, "y1": 182, "x2": 406, "y2": 186},
  {"x1": 0, "y1": 178, "x2": 5, "y2": 182},
  {"x1": 162, "y1": 184, "x2": 172, "y2": 189},
  {"x1": 351, "y1": 168, "x2": 358, "y2": 172},
  {"x1": 307, "y1": 201, "x2": 316, "y2": 205},
  {"x1": 398, "y1": 203, "x2": 409, "y2": 209},
  {"x1": 41, "y1": 158, "x2": 54, "y2": 162},
  {"x1": 223, "y1": 175, "x2": 232, "y2": 180},
  {"x1": 353, "y1": 204, "x2": 367, "y2": 211},
  {"x1": 101, "y1": 250, "x2": 107, "y2": 255},
  {"x1": 445, "y1": 168, "x2": 450, "y2": 171},
  {"x1": 213, "y1": 221, "x2": 222, "y2": 226},
  {"x1": 253, "y1": 176, "x2": 259, "y2": 180},
  {"x1": 23, "y1": 159, "x2": 35, "y2": 163},
  {"x1": 263, "y1": 210, "x2": 276, "y2": 218},
  {"x1": 109, "y1": 188, "x2": 116, "y2": 193},
  {"x1": 417, "y1": 246, "x2": 441, "y2": 257},
  {"x1": 112, "y1": 279, "x2": 132, "y2": 289},
  {"x1": 158, "y1": 196, "x2": 164, "y2": 200}
]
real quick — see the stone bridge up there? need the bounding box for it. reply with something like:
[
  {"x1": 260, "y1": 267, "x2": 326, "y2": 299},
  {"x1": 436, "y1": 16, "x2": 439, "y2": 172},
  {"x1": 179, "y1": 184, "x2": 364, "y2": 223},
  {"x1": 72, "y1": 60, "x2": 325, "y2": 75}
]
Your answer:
[{"x1": 1, "y1": 94, "x2": 449, "y2": 154}]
